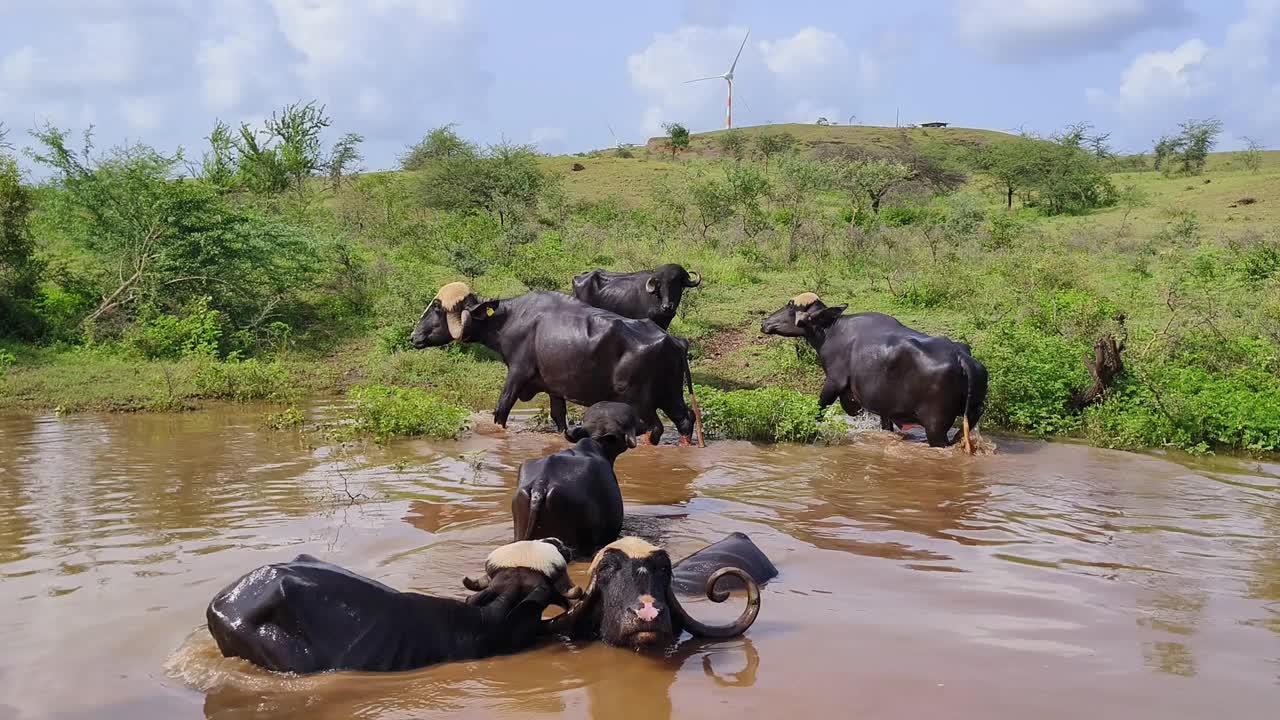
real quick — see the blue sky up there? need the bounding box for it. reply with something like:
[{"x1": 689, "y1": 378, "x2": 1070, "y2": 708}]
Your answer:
[{"x1": 2, "y1": 1, "x2": 1277, "y2": 170}]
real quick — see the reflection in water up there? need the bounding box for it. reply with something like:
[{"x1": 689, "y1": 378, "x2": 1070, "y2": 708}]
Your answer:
[{"x1": 2, "y1": 407, "x2": 1279, "y2": 719}]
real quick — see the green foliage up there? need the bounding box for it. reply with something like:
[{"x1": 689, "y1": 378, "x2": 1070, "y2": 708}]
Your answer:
[
  {"x1": 400, "y1": 124, "x2": 476, "y2": 170},
  {"x1": 415, "y1": 140, "x2": 550, "y2": 229},
  {"x1": 695, "y1": 384, "x2": 844, "y2": 443},
  {"x1": 685, "y1": 166, "x2": 734, "y2": 240},
  {"x1": 0, "y1": 151, "x2": 41, "y2": 338},
  {"x1": 0, "y1": 349, "x2": 15, "y2": 375},
  {"x1": 724, "y1": 162, "x2": 770, "y2": 235},
  {"x1": 231, "y1": 101, "x2": 333, "y2": 194},
  {"x1": 346, "y1": 384, "x2": 470, "y2": 441},
  {"x1": 753, "y1": 132, "x2": 796, "y2": 170},
  {"x1": 265, "y1": 405, "x2": 306, "y2": 430},
  {"x1": 880, "y1": 205, "x2": 928, "y2": 227},
  {"x1": 977, "y1": 321, "x2": 1089, "y2": 435},
  {"x1": 972, "y1": 134, "x2": 1041, "y2": 209},
  {"x1": 193, "y1": 358, "x2": 293, "y2": 401},
  {"x1": 716, "y1": 130, "x2": 748, "y2": 161},
  {"x1": 663, "y1": 122, "x2": 690, "y2": 159},
  {"x1": 1154, "y1": 118, "x2": 1223, "y2": 176},
  {"x1": 125, "y1": 296, "x2": 223, "y2": 359},
  {"x1": 773, "y1": 155, "x2": 836, "y2": 262},
  {"x1": 1237, "y1": 136, "x2": 1264, "y2": 173},
  {"x1": 984, "y1": 210, "x2": 1027, "y2": 250},
  {"x1": 834, "y1": 157, "x2": 913, "y2": 213},
  {"x1": 327, "y1": 132, "x2": 365, "y2": 188}
]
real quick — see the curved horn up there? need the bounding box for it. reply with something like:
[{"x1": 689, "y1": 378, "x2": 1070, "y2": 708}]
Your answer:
[
  {"x1": 667, "y1": 567, "x2": 760, "y2": 639},
  {"x1": 685, "y1": 271, "x2": 702, "y2": 288},
  {"x1": 462, "y1": 574, "x2": 491, "y2": 592},
  {"x1": 542, "y1": 573, "x2": 599, "y2": 637},
  {"x1": 645, "y1": 276, "x2": 658, "y2": 294}
]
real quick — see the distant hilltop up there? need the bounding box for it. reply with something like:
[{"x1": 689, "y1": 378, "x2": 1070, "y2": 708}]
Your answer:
[{"x1": 639, "y1": 122, "x2": 1017, "y2": 159}]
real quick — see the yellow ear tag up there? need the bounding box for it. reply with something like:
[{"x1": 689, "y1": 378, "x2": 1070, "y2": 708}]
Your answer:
[{"x1": 485, "y1": 307, "x2": 495, "y2": 317}]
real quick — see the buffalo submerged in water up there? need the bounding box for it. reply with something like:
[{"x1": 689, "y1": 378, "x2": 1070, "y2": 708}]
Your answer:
[
  {"x1": 762, "y1": 293, "x2": 988, "y2": 450},
  {"x1": 204, "y1": 539, "x2": 574, "y2": 674},
  {"x1": 410, "y1": 282, "x2": 703, "y2": 446}
]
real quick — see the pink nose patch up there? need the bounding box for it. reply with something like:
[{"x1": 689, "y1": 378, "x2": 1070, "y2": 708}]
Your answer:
[{"x1": 636, "y1": 599, "x2": 660, "y2": 622}]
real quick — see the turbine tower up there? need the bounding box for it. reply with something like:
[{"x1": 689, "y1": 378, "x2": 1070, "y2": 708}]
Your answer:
[{"x1": 685, "y1": 29, "x2": 750, "y2": 129}]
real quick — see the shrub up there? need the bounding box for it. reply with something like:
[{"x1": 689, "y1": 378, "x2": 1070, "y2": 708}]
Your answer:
[
  {"x1": 694, "y1": 385, "x2": 844, "y2": 443},
  {"x1": 984, "y1": 211, "x2": 1027, "y2": 250},
  {"x1": 125, "y1": 297, "x2": 224, "y2": 359},
  {"x1": 193, "y1": 358, "x2": 293, "y2": 401},
  {"x1": 880, "y1": 205, "x2": 927, "y2": 227},
  {"x1": 265, "y1": 405, "x2": 306, "y2": 430},
  {"x1": 977, "y1": 321, "x2": 1088, "y2": 435},
  {"x1": 346, "y1": 384, "x2": 470, "y2": 441},
  {"x1": 0, "y1": 349, "x2": 14, "y2": 375}
]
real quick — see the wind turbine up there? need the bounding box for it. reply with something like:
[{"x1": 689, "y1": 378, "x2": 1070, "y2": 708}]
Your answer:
[{"x1": 685, "y1": 29, "x2": 750, "y2": 129}]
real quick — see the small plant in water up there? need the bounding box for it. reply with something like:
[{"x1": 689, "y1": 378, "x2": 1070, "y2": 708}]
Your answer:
[
  {"x1": 346, "y1": 384, "x2": 470, "y2": 442},
  {"x1": 265, "y1": 406, "x2": 306, "y2": 430}
]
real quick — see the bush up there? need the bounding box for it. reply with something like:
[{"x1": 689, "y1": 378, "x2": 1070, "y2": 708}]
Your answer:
[
  {"x1": 193, "y1": 358, "x2": 293, "y2": 401},
  {"x1": 977, "y1": 321, "x2": 1088, "y2": 435},
  {"x1": 347, "y1": 384, "x2": 470, "y2": 441},
  {"x1": 265, "y1": 405, "x2": 306, "y2": 430},
  {"x1": 0, "y1": 349, "x2": 14, "y2": 375},
  {"x1": 984, "y1": 211, "x2": 1027, "y2": 250},
  {"x1": 880, "y1": 205, "x2": 927, "y2": 227},
  {"x1": 694, "y1": 385, "x2": 844, "y2": 443},
  {"x1": 125, "y1": 297, "x2": 223, "y2": 359}
]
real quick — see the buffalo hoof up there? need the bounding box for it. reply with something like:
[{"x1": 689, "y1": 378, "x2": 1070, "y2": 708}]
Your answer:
[{"x1": 678, "y1": 436, "x2": 692, "y2": 447}]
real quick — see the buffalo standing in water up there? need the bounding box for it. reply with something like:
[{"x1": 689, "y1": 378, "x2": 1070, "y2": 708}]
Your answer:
[
  {"x1": 410, "y1": 282, "x2": 702, "y2": 445},
  {"x1": 512, "y1": 402, "x2": 646, "y2": 557},
  {"x1": 205, "y1": 539, "x2": 573, "y2": 674},
  {"x1": 761, "y1": 293, "x2": 988, "y2": 451},
  {"x1": 545, "y1": 537, "x2": 761, "y2": 650},
  {"x1": 571, "y1": 263, "x2": 702, "y2": 331}
]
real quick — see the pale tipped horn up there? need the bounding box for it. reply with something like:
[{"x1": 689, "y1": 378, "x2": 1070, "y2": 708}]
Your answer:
[
  {"x1": 462, "y1": 574, "x2": 491, "y2": 591},
  {"x1": 685, "y1": 271, "x2": 702, "y2": 287},
  {"x1": 542, "y1": 574, "x2": 599, "y2": 637},
  {"x1": 645, "y1": 276, "x2": 658, "y2": 293}
]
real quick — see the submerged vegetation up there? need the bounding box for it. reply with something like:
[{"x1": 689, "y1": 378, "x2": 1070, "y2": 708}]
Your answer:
[{"x1": 1, "y1": 108, "x2": 1278, "y2": 454}]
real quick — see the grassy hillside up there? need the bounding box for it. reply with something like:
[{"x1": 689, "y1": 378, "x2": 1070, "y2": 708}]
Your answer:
[{"x1": 3, "y1": 120, "x2": 1278, "y2": 454}]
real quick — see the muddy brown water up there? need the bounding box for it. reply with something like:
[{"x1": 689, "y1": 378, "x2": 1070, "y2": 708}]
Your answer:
[{"x1": 1, "y1": 403, "x2": 1278, "y2": 720}]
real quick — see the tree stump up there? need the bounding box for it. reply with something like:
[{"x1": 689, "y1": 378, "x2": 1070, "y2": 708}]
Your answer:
[{"x1": 1070, "y1": 331, "x2": 1125, "y2": 410}]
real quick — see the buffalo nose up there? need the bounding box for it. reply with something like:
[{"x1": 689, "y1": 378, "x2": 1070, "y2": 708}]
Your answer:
[{"x1": 633, "y1": 595, "x2": 661, "y2": 622}]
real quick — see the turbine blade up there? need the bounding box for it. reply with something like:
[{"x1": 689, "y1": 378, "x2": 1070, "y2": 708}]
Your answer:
[
  {"x1": 684, "y1": 76, "x2": 723, "y2": 83},
  {"x1": 729, "y1": 29, "x2": 750, "y2": 74}
]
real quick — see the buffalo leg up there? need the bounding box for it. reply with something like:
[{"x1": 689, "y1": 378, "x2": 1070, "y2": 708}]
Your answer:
[
  {"x1": 922, "y1": 415, "x2": 953, "y2": 448},
  {"x1": 549, "y1": 396, "x2": 568, "y2": 433},
  {"x1": 493, "y1": 368, "x2": 534, "y2": 428},
  {"x1": 662, "y1": 400, "x2": 696, "y2": 446},
  {"x1": 837, "y1": 390, "x2": 862, "y2": 418},
  {"x1": 639, "y1": 410, "x2": 664, "y2": 445},
  {"x1": 879, "y1": 415, "x2": 895, "y2": 431},
  {"x1": 819, "y1": 378, "x2": 846, "y2": 411}
]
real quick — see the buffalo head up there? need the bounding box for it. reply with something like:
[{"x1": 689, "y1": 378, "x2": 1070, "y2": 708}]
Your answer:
[
  {"x1": 461, "y1": 538, "x2": 576, "y2": 610},
  {"x1": 760, "y1": 292, "x2": 847, "y2": 337},
  {"x1": 410, "y1": 281, "x2": 500, "y2": 348},
  {"x1": 644, "y1": 264, "x2": 701, "y2": 320},
  {"x1": 546, "y1": 537, "x2": 760, "y2": 651},
  {"x1": 565, "y1": 402, "x2": 646, "y2": 458}
]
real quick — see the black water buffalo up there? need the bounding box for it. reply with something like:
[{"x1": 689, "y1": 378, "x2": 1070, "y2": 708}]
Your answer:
[
  {"x1": 571, "y1": 263, "x2": 701, "y2": 331},
  {"x1": 410, "y1": 282, "x2": 702, "y2": 445},
  {"x1": 761, "y1": 293, "x2": 988, "y2": 451},
  {"x1": 205, "y1": 540, "x2": 572, "y2": 674},
  {"x1": 512, "y1": 402, "x2": 645, "y2": 557},
  {"x1": 545, "y1": 537, "x2": 760, "y2": 650},
  {"x1": 671, "y1": 532, "x2": 778, "y2": 595}
]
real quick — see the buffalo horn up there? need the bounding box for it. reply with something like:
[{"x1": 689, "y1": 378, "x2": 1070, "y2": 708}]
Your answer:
[
  {"x1": 667, "y1": 567, "x2": 760, "y2": 639},
  {"x1": 645, "y1": 276, "x2": 659, "y2": 293},
  {"x1": 462, "y1": 574, "x2": 491, "y2": 591},
  {"x1": 685, "y1": 271, "x2": 702, "y2": 287}
]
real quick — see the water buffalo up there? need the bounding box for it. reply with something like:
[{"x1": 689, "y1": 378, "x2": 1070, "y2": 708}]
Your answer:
[
  {"x1": 512, "y1": 402, "x2": 645, "y2": 557},
  {"x1": 671, "y1": 532, "x2": 778, "y2": 595},
  {"x1": 571, "y1": 263, "x2": 701, "y2": 331},
  {"x1": 205, "y1": 539, "x2": 573, "y2": 674},
  {"x1": 545, "y1": 537, "x2": 761, "y2": 650},
  {"x1": 761, "y1": 293, "x2": 988, "y2": 451},
  {"x1": 410, "y1": 282, "x2": 703, "y2": 446}
]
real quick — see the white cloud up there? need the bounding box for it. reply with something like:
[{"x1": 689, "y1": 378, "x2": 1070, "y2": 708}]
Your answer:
[
  {"x1": 955, "y1": 0, "x2": 1188, "y2": 62},
  {"x1": 1114, "y1": 39, "x2": 1209, "y2": 110},
  {"x1": 196, "y1": 0, "x2": 282, "y2": 112},
  {"x1": 759, "y1": 27, "x2": 848, "y2": 80}
]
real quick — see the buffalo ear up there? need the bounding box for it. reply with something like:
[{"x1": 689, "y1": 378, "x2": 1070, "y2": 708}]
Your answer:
[
  {"x1": 565, "y1": 425, "x2": 589, "y2": 442},
  {"x1": 466, "y1": 588, "x2": 497, "y2": 606},
  {"x1": 808, "y1": 304, "x2": 846, "y2": 328},
  {"x1": 469, "y1": 298, "x2": 500, "y2": 322}
]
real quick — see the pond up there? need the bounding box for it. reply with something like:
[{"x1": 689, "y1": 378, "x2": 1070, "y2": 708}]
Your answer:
[{"x1": 1, "y1": 404, "x2": 1277, "y2": 719}]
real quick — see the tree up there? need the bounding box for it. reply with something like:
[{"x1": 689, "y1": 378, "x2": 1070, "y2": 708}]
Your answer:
[
  {"x1": 200, "y1": 121, "x2": 238, "y2": 190},
  {"x1": 1116, "y1": 183, "x2": 1150, "y2": 237},
  {"x1": 399, "y1": 123, "x2": 476, "y2": 170},
  {"x1": 685, "y1": 167, "x2": 733, "y2": 240},
  {"x1": 663, "y1": 122, "x2": 690, "y2": 159},
  {"x1": 754, "y1": 131, "x2": 796, "y2": 171},
  {"x1": 1029, "y1": 129, "x2": 1116, "y2": 215},
  {"x1": 716, "y1": 129, "x2": 748, "y2": 161},
  {"x1": 232, "y1": 100, "x2": 333, "y2": 196},
  {"x1": 835, "y1": 158, "x2": 913, "y2": 214},
  {"x1": 1238, "y1": 136, "x2": 1264, "y2": 172},
  {"x1": 415, "y1": 141, "x2": 549, "y2": 229},
  {"x1": 774, "y1": 156, "x2": 836, "y2": 262},
  {"x1": 29, "y1": 126, "x2": 320, "y2": 338},
  {"x1": 327, "y1": 133, "x2": 365, "y2": 189},
  {"x1": 1153, "y1": 135, "x2": 1180, "y2": 174},
  {"x1": 1177, "y1": 118, "x2": 1222, "y2": 174},
  {"x1": 0, "y1": 147, "x2": 40, "y2": 337},
  {"x1": 975, "y1": 136, "x2": 1040, "y2": 209},
  {"x1": 724, "y1": 162, "x2": 770, "y2": 234}
]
